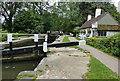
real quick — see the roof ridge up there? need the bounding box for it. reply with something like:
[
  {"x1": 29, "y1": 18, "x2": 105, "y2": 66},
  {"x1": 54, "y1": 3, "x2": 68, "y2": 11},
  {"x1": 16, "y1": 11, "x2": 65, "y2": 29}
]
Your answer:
[
  {"x1": 81, "y1": 12, "x2": 108, "y2": 29},
  {"x1": 91, "y1": 12, "x2": 108, "y2": 23}
]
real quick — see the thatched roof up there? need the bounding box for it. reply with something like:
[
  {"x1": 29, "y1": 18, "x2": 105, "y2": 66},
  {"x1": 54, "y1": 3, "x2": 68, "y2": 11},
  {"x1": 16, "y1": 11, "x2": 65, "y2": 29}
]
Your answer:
[{"x1": 98, "y1": 25, "x2": 120, "y2": 31}]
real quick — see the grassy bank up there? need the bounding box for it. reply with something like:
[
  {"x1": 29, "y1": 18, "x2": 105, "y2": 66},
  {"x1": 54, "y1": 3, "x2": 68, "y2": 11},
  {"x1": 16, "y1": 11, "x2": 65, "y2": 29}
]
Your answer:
[
  {"x1": 62, "y1": 36, "x2": 119, "y2": 80},
  {"x1": 62, "y1": 36, "x2": 70, "y2": 42},
  {"x1": 86, "y1": 56, "x2": 119, "y2": 80}
]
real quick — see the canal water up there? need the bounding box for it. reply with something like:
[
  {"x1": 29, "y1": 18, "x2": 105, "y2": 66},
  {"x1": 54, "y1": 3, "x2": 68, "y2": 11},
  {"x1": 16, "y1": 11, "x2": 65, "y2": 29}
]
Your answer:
[{"x1": 2, "y1": 58, "x2": 41, "y2": 80}]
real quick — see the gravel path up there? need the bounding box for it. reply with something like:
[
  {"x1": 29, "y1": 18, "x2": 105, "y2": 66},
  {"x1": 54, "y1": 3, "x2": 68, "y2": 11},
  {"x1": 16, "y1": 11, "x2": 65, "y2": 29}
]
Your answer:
[{"x1": 69, "y1": 37, "x2": 120, "y2": 75}]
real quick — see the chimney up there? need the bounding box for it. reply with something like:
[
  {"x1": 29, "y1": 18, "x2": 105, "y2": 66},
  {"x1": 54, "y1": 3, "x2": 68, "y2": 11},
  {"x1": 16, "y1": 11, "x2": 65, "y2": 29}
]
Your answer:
[
  {"x1": 95, "y1": 6, "x2": 101, "y2": 17},
  {"x1": 118, "y1": 1, "x2": 120, "y2": 13},
  {"x1": 87, "y1": 15, "x2": 92, "y2": 21}
]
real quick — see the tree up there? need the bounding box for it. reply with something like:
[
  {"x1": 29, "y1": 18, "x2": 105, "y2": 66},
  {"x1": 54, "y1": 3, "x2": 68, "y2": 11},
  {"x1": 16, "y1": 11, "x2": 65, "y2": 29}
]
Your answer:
[
  {"x1": 1, "y1": 2, "x2": 23, "y2": 32},
  {"x1": 13, "y1": 11, "x2": 44, "y2": 33},
  {"x1": 1, "y1": 2, "x2": 119, "y2": 34}
]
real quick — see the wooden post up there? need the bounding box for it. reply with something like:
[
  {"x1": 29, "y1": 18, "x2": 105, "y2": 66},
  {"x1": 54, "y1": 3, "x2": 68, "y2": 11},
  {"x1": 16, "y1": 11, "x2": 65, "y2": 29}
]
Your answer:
[
  {"x1": 34, "y1": 34, "x2": 39, "y2": 55},
  {"x1": 34, "y1": 34, "x2": 39, "y2": 48},
  {"x1": 7, "y1": 34, "x2": 13, "y2": 51},
  {"x1": 7, "y1": 34, "x2": 13, "y2": 57},
  {"x1": 43, "y1": 42, "x2": 47, "y2": 57},
  {"x1": 9, "y1": 42, "x2": 12, "y2": 51},
  {"x1": 45, "y1": 35, "x2": 48, "y2": 42},
  {"x1": 35, "y1": 42, "x2": 38, "y2": 48},
  {"x1": 43, "y1": 35, "x2": 48, "y2": 57}
]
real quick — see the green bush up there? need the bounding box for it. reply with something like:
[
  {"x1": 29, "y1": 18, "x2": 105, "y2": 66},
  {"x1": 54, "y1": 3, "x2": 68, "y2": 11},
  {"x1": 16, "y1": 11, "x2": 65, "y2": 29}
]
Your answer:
[
  {"x1": 86, "y1": 34, "x2": 120, "y2": 57},
  {"x1": 0, "y1": 29, "x2": 8, "y2": 41}
]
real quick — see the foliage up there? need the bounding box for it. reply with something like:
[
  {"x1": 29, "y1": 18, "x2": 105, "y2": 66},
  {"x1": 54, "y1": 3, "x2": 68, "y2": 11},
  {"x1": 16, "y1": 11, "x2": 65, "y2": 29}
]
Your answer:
[
  {"x1": 13, "y1": 11, "x2": 44, "y2": 33},
  {"x1": 1, "y1": 2, "x2": 120, "y2": 33},
  {"x1": 16, "y1": 74, "x2": 38, "y2": 79},
  {"x1": 87, "y1": 56, "x2": 119, "y2": 79},
  {"x1": 73, "y1": 27, "x2": 80, "y2": 34},
  {"x1": 0, "y1": 29, "x2": 8, "y2": 41},
  {"x1": 86, "y1": 34, "x2": 120, "y2": 57},
  {"x1": 0, "y1": 29, "x2": 30, "y2": 41},
  {"x1": 1, "y1": 2, "x2": 23, "y2": 32}
]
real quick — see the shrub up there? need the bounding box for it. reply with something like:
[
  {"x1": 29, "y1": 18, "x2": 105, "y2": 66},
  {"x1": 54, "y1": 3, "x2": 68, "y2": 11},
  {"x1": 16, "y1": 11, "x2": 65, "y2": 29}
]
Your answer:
[
  {"x1": 86, "y1": 34, "x2": 120, "y2": 57},
  {"x1": 0, "y1": 29, "x2": 8, "y2": 41}
]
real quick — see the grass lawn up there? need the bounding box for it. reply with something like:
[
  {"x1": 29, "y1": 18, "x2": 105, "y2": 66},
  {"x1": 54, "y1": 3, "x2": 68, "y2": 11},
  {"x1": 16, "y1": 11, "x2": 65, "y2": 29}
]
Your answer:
[
  {"x1": 86, "y1": 56, "x2": 119, "y2": 80},
  {"x1": 62, "y1": 36, "x2": 70, "y2": 42},
  {"x1": 62, "y1": 36, "x2": 119, "y2": 80}
]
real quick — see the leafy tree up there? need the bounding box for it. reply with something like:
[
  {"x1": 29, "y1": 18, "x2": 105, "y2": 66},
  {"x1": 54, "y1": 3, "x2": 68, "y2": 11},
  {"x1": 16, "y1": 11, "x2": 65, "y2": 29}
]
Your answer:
[
  {"x1": 1, "y1": 2, "x2": 23, "y2": 32},
  {"x1": 1, "y1": 2, "x2": 119, "y2": 34},
  {"x1": 13, "y1": 11, "x2": 44, "y2": 33},
  {"x1": 73, "y1": 27, "x2": 80, "y2": 34}
]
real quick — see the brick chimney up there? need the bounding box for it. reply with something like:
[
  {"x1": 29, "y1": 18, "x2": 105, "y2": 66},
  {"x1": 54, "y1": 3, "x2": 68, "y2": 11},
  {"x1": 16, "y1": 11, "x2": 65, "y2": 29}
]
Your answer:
[{"x1": 95, "y1": 6, "x2": 101, "y2": 17}]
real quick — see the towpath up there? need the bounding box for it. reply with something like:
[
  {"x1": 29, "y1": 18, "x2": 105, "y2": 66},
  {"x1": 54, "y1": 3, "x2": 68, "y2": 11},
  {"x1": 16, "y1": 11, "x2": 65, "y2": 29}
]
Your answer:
[{"x1": 69, "y1": 37, "x2": 120, "y2": 75}]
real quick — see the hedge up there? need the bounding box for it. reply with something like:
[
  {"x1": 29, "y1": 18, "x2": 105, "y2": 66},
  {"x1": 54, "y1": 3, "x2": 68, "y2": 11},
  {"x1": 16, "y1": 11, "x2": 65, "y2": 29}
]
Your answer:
[{"x1": 86, "y1": 34, "x2": 120, "y2": 57}]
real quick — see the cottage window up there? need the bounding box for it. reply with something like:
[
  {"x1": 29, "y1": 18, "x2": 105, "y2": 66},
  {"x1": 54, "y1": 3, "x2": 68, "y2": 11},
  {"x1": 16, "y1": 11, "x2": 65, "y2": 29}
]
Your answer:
[{"x1": 98, "y1": 31, "x2": 106, "y2": 36}]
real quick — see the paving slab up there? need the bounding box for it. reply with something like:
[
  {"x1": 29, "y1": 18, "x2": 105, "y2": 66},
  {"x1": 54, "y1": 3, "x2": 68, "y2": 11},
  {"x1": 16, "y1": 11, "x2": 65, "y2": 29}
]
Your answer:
[{"x1": 35, "y1": 47, "x2": 90, "y2": 79}]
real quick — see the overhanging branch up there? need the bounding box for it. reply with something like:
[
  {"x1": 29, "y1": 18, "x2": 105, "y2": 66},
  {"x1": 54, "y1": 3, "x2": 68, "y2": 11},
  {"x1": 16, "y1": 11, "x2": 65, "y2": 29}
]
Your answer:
[{"x1": 1, "y1": 2, "x2": 10, "y2": 18}]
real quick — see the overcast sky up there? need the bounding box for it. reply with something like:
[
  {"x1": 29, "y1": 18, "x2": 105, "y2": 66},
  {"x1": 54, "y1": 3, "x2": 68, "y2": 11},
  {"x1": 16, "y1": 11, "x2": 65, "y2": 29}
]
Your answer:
[{"x1": 49, "y1": 0, "x2": 119, "y2": 8}]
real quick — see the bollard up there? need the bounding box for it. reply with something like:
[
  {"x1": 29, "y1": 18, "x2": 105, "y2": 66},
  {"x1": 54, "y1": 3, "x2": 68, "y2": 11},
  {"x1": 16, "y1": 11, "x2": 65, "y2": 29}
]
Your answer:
[
  {"x1": 43, "y1": 35, "x2": 48, "y2": 57},
  {"x1": 7, "y1": 34, "x2": 13, "y2": 57},
  {"x1": 43, "y1": 42, "x2": 47, "y2": 57},
  {"x1": 79, "y1": 40, "x2": 86, "y2": 45},
  {"x1": 7, "y1": 34, "x2": 13, "y2": 51},
  {"x1": 34, "y1": 34, "x2": 39, "y2": 48},
  {"x1": 34, "y1": 34, "x2": 39, "y2": 55}
]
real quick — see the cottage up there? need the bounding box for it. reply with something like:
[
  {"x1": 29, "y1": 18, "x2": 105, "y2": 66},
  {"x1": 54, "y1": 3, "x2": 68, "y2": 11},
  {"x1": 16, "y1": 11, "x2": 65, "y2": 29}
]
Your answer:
[{"x1": 80, "y1": 7, "x2": 120, "y2": 38}]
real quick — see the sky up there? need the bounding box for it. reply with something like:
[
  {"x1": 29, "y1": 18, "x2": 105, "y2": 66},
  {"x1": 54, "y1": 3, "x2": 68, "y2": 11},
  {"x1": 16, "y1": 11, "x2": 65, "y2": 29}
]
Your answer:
[{"x1": 49, "y1": 0, "x2": 119, "y2": 9}]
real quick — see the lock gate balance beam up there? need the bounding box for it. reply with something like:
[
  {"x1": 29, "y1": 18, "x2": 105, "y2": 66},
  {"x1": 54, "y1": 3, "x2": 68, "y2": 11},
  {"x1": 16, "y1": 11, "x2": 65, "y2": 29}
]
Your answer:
[{"x1": 2, "y1": 41, "x2": 79, "y2": 56}]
